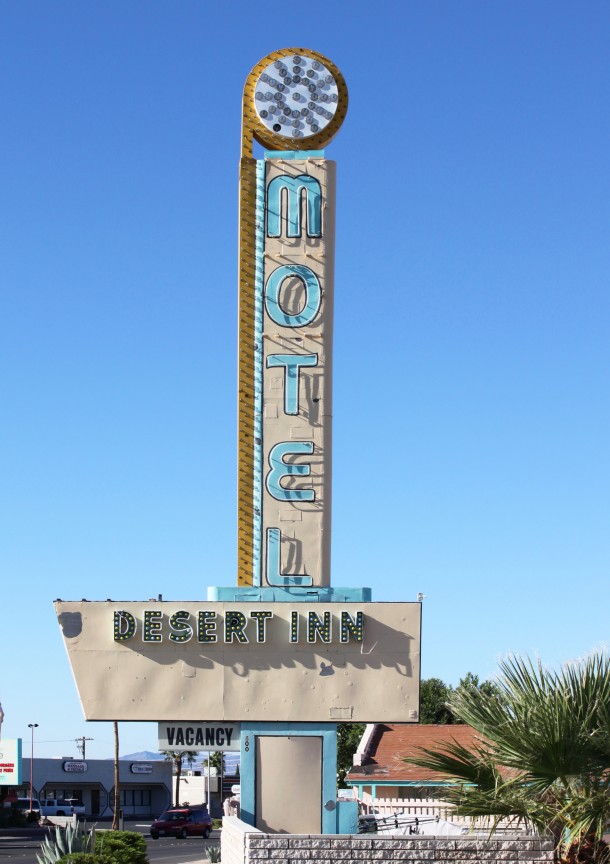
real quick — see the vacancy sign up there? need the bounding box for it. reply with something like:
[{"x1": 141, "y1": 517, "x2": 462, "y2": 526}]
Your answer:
[{"x1": 158, "y1": 723, "x2": 241, "y2": 751}]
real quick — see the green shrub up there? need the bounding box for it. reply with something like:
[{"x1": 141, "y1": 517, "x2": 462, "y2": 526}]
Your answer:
[
  {"x1": 0, "y1": 809, "x2": 27, "y2": 828},
  {"x1": 94, "y1": 831, "x2": 148, "y2": 864},
  {"x1": 59, "y1": 855, "x2": 112, "y2": 864},
  {"x1": 37, "y1": 823, "x2": 96, "y2": 864},
  {"x1": 1, "y1": 807, "x2": 41, "y2": 826}
]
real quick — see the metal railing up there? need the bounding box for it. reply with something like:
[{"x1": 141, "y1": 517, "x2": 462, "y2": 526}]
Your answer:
[
  {"x1": 359, "y1": 813, "x2": 441, "y2": 834},
  {"x1": 357, "y1": 797, "x2": 534, "y2": 835}
]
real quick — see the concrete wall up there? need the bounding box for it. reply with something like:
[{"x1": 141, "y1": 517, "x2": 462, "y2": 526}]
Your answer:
[
  {"x1": 173, "y1": 771, "x2": 218, "y2": 810},
  {"x1": 221, "y1": 817, "x2": 249, "y2": 864},
  {"x1": 221, "y1": 817, "x2": 555, "y2": 863}
]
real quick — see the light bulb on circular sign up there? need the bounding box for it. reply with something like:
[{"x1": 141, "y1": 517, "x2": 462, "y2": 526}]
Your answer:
[{"x1": 242, "y1": 48, "x2": 348, "y2": 154}]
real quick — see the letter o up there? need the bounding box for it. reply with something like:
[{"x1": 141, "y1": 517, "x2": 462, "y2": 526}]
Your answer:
[{"x1": 265, "y1": 265, "x2": 321, "y2": 328}]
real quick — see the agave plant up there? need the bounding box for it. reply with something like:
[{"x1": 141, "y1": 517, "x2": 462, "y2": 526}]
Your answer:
[
  {"x1": 37, "y1": 822, "x2": 96, "y2": 864},
  {"x1": 406, "y1": 652, "x2": 610, "y2": 863},
  {"x1": 207, "y1": 847, "x2": 221, "y2": 863}
]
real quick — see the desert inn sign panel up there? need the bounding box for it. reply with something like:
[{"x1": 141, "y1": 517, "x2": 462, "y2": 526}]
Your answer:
[{"x1": 54, "y1": 600, "x2": 420, "y2": 722}]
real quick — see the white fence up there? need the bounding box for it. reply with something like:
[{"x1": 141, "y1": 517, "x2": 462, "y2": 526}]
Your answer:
[
  {"x1": 358, "y1": 795, "x2": 530, "y2": 833},
  {"x1": 360, "y1": 795, "x2": 457, "y2": 817}
]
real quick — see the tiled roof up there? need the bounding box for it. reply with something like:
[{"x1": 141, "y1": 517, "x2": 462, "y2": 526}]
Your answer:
[{"x1": 347, "y1": 724, "x2": 481, "y2": 784}]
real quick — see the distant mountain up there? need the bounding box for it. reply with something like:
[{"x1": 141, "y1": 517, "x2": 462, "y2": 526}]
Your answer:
[
  {"x1": 120, "y1": 750, "x2": 164, "y2": 761},
  {"x1": 120, "y1": 749, "x2": 240, "y2": 774}
]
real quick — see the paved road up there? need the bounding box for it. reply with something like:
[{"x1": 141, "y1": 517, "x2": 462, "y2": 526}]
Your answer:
[
  {"x1": 0, "y1": 824, "x2": 219, "y2": 864},
  {"x1": 134, "y1": 822, "x2": 219, "y2": 864},
  {"x1": 145, "y1": 834, "x2": 219, "y2": 864},
  {"x1": 0, "y1": 831, "x2": 49, "y2": 864}
]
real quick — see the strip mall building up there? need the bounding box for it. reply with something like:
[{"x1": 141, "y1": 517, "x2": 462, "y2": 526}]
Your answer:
[{"x1": 13, "y1": 757, "x2": 172, "y2": 819}]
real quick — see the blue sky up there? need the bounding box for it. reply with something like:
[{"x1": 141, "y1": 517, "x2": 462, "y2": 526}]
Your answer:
[{"x1": 2, "y1": 0, "x2": 609, "y2": 759}]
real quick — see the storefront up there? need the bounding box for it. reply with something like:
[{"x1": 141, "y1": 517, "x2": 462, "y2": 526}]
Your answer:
[{"x1": 17, "y1": 758, "x2": 172, "y2": 819}]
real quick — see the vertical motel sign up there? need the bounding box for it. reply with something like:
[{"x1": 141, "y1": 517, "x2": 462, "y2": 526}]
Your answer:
[
  {"x1": 54, "y1": 47, "x2": 421, "y2": 726},
  {"x1": 237, "y1": 48, "x2": 348, "y2": 588}
]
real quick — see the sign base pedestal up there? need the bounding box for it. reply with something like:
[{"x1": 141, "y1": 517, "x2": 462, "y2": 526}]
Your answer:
[{"x1": 240, "y1": 722, "x2": 340, "y2": 834}]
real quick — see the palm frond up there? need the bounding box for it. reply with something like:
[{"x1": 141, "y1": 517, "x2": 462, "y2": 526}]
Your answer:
[
  {"x1": 405, "y1": 651, "x2": 610, "y2": 859},
  {"x1": 407, "y1": 739, "x2": 501, "y2": 790}
]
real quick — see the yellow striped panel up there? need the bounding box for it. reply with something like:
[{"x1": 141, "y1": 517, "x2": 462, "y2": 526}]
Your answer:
[{"x1": 237, "y1": 157, "x2": 257, "y2": 585}]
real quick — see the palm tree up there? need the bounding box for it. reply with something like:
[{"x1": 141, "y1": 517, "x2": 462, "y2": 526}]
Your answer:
[
  {"x1": 160, "y1": 750, "x2": 198, "y2": 807},
  {"x1": 206, "y1": 751, "x2": 225, "y2": 804},
  {"x1": 406, "y1": 652, "x2": 610, "y2": 863}
]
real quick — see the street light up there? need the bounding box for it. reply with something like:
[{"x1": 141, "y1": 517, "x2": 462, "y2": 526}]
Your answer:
[{"x1": 28, "y1": 724, "x2": 38, "y2": 812}]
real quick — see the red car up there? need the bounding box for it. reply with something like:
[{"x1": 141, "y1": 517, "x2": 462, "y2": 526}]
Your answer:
[{"x1": 150, "y1": 806, "x2": 212, "y2": 839}]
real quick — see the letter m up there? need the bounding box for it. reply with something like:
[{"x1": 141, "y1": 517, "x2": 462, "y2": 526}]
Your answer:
[{"x1": 267, "y1": 174, "x2": 322, "y2": 238}]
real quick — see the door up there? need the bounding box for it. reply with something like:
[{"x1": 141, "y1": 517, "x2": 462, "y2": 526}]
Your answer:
[
  {"x1": 91, "y1": 789, "x2": 100, "y2": 816},
  {"x1": 255, "y1": 736, "x2": 322, "y2": 834}
]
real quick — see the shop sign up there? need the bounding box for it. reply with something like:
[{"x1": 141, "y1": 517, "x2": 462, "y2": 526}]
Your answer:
[
  {"x1": 0, "y1": 739, "x2": 21, "y2": 786},
  {"x1": 130, "y1": 762, "x2": 153, "y2": 774},
  {"x1": 63, "y1": 761, "x2": 87, "y2": 772}
]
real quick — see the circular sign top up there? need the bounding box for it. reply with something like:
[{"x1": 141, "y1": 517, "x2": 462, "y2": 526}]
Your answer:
[
  {"x1": 242, "y1": 48, "x2": 348, "y2": 154},
  {"x1": 253, "y1": 53, "x2": 339, "y2": 141}
]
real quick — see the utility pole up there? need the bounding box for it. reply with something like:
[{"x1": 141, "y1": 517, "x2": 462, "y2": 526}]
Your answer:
[
  {"x1": 76, "y1": 736, "x2": 94, "y2": 759},
  {"x1": 28, "y1": 724, "x2": 38, "y2": 811}
]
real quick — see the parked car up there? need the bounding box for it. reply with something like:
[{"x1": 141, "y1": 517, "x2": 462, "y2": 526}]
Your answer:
[
  {"x1": 150, "y1": 806, "x2": 212, "y2": 839},
  {"x1": 11, "y1": 798, "x2": 44, "y2": 816},
  {"x1": 42, "y1": 798, "x2": 86, "y2": 817}
]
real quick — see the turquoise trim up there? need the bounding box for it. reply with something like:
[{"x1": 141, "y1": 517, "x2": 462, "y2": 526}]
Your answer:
[
  {"x1": 265, "y1": 527, "x2": 313, "y2": 587},
  {"x1": 266, "y1": 441, "x2": 314, "y2": 501},
  {"x1": 266, "y1": 354, "x2": 318, "y2": 415},
  {"x1": 207, "y1": 586, "x2": 372, "y2": 602},
  {"x1": 252, "y1": 160, "x2": 266, "y2": 587},
  {"x1": 265, "y1": 150, "x2": 325, "y2": 159},
  {"x1": 265, "y1": 264, "x2": 321, "y2": 328},
  {"x1": 337, "y1": 800, "x2": 358, "y2": 834},
  {"x1": 240, "y1": 722, "x2": 338, "y2": 834},
  {"x1": 267, "y1": 175, "x2": 322, "y2": 238},
  {"x1": 15, "y1": 738, "x2": 23, "y2": 785},
  {"x1": 349, "y1": 779, "x2": 455, "y2": 788}
]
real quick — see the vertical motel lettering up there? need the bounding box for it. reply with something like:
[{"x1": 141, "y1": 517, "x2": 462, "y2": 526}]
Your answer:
[{"x1": 260, "y1": 161, "x2": 334, "y2": 587}]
